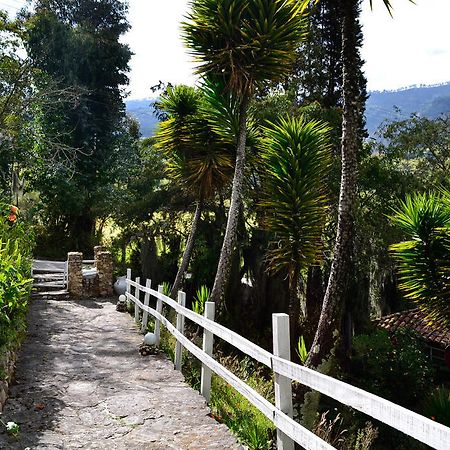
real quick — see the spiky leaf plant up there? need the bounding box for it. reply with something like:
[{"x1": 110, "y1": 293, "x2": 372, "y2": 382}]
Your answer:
[
  {"x1": 183, "y1": 0, "x2": 308, "y2": 98},
  {"x1": 182, "y1": 0, "x2": 308, "y2": 310},
  {"x1": 390, "y1": 191, "x2": 450, "y2": 327},
  {"x1": 260, "y1": 116, "x2": 331, "y2": 336},
  {"x1": 155, "y1": 84, "x2": 235, "y2": 297}
]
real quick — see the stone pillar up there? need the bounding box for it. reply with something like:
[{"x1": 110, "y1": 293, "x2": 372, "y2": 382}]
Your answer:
[
  {"x1": 94, "y1": 245, "x2": 106, "y2": 261},
  {"x1": 96, "y1": 251, "x2": 113, "y2": 297},
  {"x1": 68, "y1": 252, "x2": 83, "y2": 297}
]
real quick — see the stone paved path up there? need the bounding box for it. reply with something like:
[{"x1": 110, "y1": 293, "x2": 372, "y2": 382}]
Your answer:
[{"x1": 0, "y1": 298, "x2": 240, "y2": 449}]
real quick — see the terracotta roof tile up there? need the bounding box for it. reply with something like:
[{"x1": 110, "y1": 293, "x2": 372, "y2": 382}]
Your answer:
[{"x1": 375, "y1": 309, "x2": 450, "y2": 348}]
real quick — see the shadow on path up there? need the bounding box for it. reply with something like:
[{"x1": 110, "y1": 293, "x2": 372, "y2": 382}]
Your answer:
[{"x1": 0, "y1": 297, "x2": 239, "y2": 449}]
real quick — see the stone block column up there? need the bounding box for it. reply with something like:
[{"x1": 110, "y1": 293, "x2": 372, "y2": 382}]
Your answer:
[
  {"x1": 68, "y1": 252, "x2": 83, "y2": 297},
  {"x1": 96, "y1": 251, "x2": 113, "y2": 297},
  {"x1": 94, "y1": 245, "x2": 106, "y2": 260}
]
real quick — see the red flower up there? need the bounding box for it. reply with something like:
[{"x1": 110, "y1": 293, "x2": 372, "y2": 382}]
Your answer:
[
  {"x1": 10, "y1": 206, "x2": 19, "y2": 214},
  {"x1": 7, "y1": 214, "x2": 17, "y2": 223}
]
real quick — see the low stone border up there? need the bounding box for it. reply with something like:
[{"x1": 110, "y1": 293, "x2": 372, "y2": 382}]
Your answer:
[{"x1": 0, "y1": 343, "x2": 20, "y2": 412}]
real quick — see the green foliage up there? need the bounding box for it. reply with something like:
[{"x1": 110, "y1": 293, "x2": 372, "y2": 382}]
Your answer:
[
  {"x1": 161, "y1": 282, "x2": 172, "y2": 297},
  {"x1": 0, "y1": 419, "x2": 20, "y2": 437},
  {"x1": 0, "y1": 202, "x2": 33, "y2": 349},
  {"x1": 24, "y1": 0, "x2": 134, "y2": 255},
  {"x1": 201, "y1": 77, "x2": 259, "y2": 148},
  {"x1": 192, "y1": 285, "x2": 210, "y2": 315},
  {"x1": 296, "y1": 335, "x2": 308, "y2": 364},
  {"x1": 210, "y1": 375, "x2": 274, "y2": 450},
  {"x1": 182, "y1": 0, "x2": 308, "y2": 97},
  {"x1": 390, "y1": 191, "x2": 450, "y2": 327},
  {"x1": 423, "y1": 387, "x2": 450, "y2": 427},
  {"x1": 155, "y1": 83, "x2": 234, "y2": 201},
  {"x1": 352, "y1": 422, "x2": 378, "y2": 450},
  {"x1": 260, "y1": 116, "x2": 332, "y2": 283},
  {"x1": 376, "y1": 114, "x2": 449, "y2": 186},
  {"x1": 349, "y1": 329, "x2": 433, "y2": 409}
]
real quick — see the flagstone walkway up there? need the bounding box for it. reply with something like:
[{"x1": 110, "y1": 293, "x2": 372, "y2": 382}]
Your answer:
[{"x1": 0, "y1": 298, "x2": 240, "y2": 449}]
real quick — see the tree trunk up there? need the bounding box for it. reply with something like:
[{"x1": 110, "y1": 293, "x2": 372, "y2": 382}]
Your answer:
[
  {"x1": 305, "y1": 0, "x2": 360, "y2": 369},
  {"x1": 210, "y1": 97, "x2": 249, "y2": 313},
  {"x1": 289, "y1": 267, "x2": 301, "y2": 354},
  {"x1": 170, "y1": 200, "x2": 203, "y2": 298}
]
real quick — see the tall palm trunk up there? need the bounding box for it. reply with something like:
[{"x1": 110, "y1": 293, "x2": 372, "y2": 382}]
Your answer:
[
  {"x1": 289, "y1": 266, "x2": 301, "y2": 352},
  {"x1": 170, "y1": 199, "x2": 203, "y2": 298},
  {"x1": 305, "y1": 0, "x2": 360, "y2": 369},
  {"x1": 210, "y1": 97, "x2": 249, "y2": 312}
]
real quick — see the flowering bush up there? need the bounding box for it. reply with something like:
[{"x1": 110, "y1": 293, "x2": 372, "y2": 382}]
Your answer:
[{"x1": 0, "y1": 202, "x2": 34, "y2": 348}]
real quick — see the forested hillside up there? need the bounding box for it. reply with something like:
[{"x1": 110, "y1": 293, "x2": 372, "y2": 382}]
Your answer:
[
  {"x1": 125, "y1": 98, "x2": 159, "y2": 137},
  {"x1": 126, "y1": 81, "x2": 450, "y2": 138},
  {"x1": 366, "y1": 81, "x2": 450, "y2": 135}
]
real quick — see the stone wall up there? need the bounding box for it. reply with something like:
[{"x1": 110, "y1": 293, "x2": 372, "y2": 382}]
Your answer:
[
  {"x1": 67, "y1": 248, "x2": 113, "y2": 298},
  {"x1": 0, "y1": 345, "x2": 19, "y2": 412},
  {"x1": 96, "y1": 250, "x2": 113, "y2": 297},
  {"x1": 67, "y1": 252, "x2": 83, "y2": 297}
]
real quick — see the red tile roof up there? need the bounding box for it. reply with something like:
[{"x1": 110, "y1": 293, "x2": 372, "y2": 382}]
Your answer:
[{"x1": 375, "y1": 309, "x2": 450, "y2": 348}]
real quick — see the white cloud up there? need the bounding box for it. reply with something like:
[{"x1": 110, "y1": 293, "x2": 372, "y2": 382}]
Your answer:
[
  {"x1": 361, "y1": 0, "x2": 450, "y2": 91},
  {"x1": 123, "y1": 0, "x2": 197, "y2": 99},
  {"x1": 4, "y1": 0, "x2": 450, "y2": 97}
]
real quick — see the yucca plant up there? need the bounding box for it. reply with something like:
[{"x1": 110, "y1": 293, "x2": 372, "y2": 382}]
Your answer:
[
  {"x1": 260, "y1": 116, "x2": 331, "y2": 339},
  {"x1": 192, "y1": 284, "x2": 210, "y2": 315},
  {"x1": 155, "y1": 85, "x2": 234, "y2": 298},
  {"x1": 182, "y1": 0, "x2": 308, "y2": 311},
  {"x1": 389, "y1": 191, "x2": 450, "y2": 327}
]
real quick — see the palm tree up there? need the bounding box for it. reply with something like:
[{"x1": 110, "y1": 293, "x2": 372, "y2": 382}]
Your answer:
[
  {"x1": 260, "y1": 116, "x2": 331, "y2": 341},
  {"x1": 305, "y1": 0, "x2": 413, "y2": 369},
  {"x1": 155, "y1": 84, "x2": 234, "y2": 297},
  {"x1": 182, "y1": 0, "x2": 308, "y2": 311},
  {"x1": 390, "y1": 191, "x2": 450, "y2": 327}
]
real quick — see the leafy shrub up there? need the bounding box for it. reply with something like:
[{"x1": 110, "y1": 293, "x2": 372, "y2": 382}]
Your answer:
[
  {"x1": 0, "y1": 202, "x2": 34, "y2": 348},
  {"x1": 423, "y1": 387, "x2": 450, "y2": 427},
  {"x1": 349, "y1": 329, "x2": 433, "y2": 409}
]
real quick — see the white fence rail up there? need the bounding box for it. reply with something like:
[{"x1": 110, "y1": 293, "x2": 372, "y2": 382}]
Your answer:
[
  {"x1": 125, "y1": 271, "x2": 450, "y2": 450},
  {"x1": 32, "y1": 259, "x2": 68, "y2": 289}
]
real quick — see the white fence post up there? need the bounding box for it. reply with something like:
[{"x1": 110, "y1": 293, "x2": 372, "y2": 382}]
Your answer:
[
  {"x1": 141, "y1": 279, "x2": 151, "y2": 333},
  {"x1": 174, "y1": 290, "x2": 186, "y2": 371},
  {"x1": 200, "y1": 301, "x2": 215, "y2": 403},
  {"x1": 272, "y1": 313, "x2": 294, "y2": 450},
  {"x1": 126, "y1": 268, "x2": 132, "y2": 309},
  {"x1": 155, "y1": 285, "x2": 163, "y2": 347},
  {"x1": 134, "y1": 276, "x2": 140, "y2": 324}
]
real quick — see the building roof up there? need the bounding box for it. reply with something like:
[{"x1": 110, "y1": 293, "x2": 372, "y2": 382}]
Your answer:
[{"x1": 376, "y1": 309, "x2": 450, "y2": 348}]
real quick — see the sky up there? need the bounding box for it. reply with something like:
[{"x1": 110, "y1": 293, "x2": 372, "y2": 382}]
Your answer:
[{"x1": 2, "y1": 0, "x2": 450, "y2": 99}]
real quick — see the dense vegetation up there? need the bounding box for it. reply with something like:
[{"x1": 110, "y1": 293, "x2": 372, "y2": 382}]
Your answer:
[
  {"x1": 1, "y1": 0, "x2": 449, "y2": 448},
  {"x1": 0, "y1": 203, "x2": 33, "y2": 366}
]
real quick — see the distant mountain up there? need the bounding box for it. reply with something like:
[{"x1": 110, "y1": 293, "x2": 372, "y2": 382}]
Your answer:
[
  {"x1": 125, "y1": 98, "x2": 159, "y2": 138},
  {"x1": 127, "y1": 82, "x2": 450, "y2": 139},
  {"x1": 365, "y1": 82, "x2": 450, "y2": 136}
]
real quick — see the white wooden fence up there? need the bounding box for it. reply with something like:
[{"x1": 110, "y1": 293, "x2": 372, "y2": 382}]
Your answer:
[
  {"x1": 32, "y1": 259, "x2": 68, "y2": 289},
  {"x1": 125, "y1": 270, "x2": 450, "y2": 450}
]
